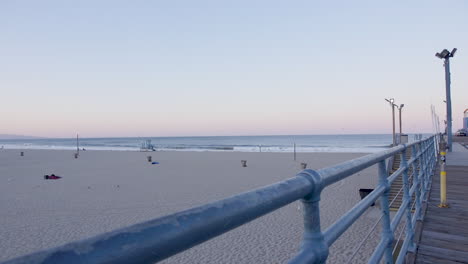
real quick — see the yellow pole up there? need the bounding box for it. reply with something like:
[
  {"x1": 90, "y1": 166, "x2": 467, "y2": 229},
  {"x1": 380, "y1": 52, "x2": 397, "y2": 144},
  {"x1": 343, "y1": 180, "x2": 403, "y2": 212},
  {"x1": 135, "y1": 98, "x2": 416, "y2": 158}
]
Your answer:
[{"x1": 438, "y1": 151, "x2": 449, "y2": 208}]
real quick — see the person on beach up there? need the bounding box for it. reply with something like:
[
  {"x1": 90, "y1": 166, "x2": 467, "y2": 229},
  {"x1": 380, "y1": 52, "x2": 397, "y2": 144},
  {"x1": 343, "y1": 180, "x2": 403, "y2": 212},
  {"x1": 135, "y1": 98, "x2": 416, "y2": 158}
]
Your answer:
[{"x1": 44, "y1": 174, "x2": 62, "y2": 180}]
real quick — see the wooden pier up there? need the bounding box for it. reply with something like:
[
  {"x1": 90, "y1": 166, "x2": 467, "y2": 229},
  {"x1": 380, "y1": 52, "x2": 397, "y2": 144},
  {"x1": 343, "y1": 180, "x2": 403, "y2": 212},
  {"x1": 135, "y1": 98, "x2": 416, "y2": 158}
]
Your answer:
[{"x1": 413, "y1": 139, "x2": 468, "y2": 263}]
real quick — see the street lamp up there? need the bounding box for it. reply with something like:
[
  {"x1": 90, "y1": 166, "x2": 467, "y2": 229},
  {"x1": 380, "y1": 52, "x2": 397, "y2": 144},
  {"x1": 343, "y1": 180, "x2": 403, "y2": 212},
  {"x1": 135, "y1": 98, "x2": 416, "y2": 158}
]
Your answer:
[
  {"x1": 396, "y1": 104, "x2": 404, "y2": 144},
  {"x1": 435, "y1": 48, "x2": 457, "y2": 152},
  {"x1": 385, "y1": 98, "x2": 396, "y2": 146}
]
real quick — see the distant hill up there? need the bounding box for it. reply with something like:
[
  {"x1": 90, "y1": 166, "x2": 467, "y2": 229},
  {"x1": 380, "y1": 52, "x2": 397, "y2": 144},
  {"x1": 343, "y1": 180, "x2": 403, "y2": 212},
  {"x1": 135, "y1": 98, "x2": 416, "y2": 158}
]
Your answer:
[{"x1": 0, "y1": 134, "x2": 45, "y2": 140}]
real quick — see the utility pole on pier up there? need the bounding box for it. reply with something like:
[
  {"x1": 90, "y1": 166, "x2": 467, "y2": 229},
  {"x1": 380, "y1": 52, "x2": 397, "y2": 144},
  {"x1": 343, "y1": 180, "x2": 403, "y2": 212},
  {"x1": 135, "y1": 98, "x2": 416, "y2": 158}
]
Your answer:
[
  {"x1": 396, "y1": 104, "x2": 404, "y2": 144},
  {"x1": 436, "y1": 48, "x2": 457, "y2": 152},
  {"x1": 385, "y1": 98, "x2": 396, "y2": 146}
]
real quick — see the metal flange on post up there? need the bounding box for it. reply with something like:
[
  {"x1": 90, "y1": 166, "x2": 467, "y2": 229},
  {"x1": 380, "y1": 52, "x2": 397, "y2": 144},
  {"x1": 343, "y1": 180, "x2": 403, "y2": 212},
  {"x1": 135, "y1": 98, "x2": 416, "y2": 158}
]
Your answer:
[{"x1": 438, "y1": 142, "x2": 449, "y2": 208}]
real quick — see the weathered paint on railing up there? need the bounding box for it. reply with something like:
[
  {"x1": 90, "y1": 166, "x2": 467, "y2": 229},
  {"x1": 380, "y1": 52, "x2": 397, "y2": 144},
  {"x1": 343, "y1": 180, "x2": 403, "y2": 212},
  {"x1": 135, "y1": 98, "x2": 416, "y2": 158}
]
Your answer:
[{"x1": 2, "y1": 136, "x2": 439, "y2": 264}]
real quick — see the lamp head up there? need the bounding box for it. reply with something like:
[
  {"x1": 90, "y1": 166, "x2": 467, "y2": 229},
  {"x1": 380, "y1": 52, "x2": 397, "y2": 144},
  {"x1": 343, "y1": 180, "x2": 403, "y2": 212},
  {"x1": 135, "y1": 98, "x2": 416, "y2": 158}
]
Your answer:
[
  {"x1": 436, "y1": 49, "x2": 456, "y2": 59},
  {"x1": 451, "y1": 48, "x2": 457, "y2": 57},
  {"x1": 400, "y1": 104, "x2": 404, "y2": 108},
  {"x1": 385, "y1": 98, "x2": 395, "y2": 104},
  {"x1": 441, "y1": 49, "x2": 450, "y2": 58}
]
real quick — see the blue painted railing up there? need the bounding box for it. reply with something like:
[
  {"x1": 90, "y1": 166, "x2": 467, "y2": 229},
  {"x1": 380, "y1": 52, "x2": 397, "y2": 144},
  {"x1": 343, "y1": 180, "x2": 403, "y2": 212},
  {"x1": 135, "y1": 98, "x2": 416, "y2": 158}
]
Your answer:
[{"x1": 3, "y1": 135, "x2": 439, "y2": 264}]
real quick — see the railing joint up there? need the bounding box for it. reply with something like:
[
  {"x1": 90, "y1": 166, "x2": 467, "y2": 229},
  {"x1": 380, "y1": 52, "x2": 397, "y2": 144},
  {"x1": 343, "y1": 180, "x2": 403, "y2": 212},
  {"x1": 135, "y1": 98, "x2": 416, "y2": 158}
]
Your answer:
[{"x1": 298, "y1": 169, "x2": 324, "y2": 202}]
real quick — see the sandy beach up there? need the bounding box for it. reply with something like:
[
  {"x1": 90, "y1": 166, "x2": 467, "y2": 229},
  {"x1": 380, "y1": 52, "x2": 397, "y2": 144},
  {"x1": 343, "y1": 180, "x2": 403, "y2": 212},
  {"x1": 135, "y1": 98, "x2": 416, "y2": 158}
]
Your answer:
[{"x1": 0, "y1": 149, "x2": 383, "y2": 263}]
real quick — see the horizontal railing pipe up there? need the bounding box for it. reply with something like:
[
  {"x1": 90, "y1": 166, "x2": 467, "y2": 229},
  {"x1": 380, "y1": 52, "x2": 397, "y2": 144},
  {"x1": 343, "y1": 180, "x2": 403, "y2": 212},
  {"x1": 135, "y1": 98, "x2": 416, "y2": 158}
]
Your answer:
[
  {"x1": 391, "y1": 200, "x2": 409, "y2": 231},
  {"x1": 319, "y1": 145, "x2": 406, "y2": 187},
  {"x1": 412, "y1": 213, "x2": 418, "y2": 227},
  {"x1": 3, "y1": 175, "x2": 315, "y2": 264},
  {"x1": 324, "y1": 185, "x2": 385, "y2": 246},
  {"x1": 367, "y1": 237, "x2": 392, "y2": 264},
  {"x1": 396, "y1": 236, "x2": 412, "y2": 264},
  {"x1": 388, "y1": 167, "x2": 405, "y2": 185},
  {"x1": 409, "y1": 183, "x2": 417, "y2": 197}
]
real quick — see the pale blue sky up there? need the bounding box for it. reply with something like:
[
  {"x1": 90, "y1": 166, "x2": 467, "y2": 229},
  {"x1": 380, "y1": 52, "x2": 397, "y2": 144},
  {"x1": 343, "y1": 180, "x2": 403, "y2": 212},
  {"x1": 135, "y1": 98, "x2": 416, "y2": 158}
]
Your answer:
[{"x1": 1, "y1": 1, "x2": 467, "y2": 137}]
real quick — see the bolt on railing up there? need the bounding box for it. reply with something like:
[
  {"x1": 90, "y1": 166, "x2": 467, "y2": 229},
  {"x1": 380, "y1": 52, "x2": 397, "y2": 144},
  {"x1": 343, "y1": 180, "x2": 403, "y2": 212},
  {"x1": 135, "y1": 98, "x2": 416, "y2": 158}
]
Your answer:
[{"x1": 2, "y1": 136, "x2": 439, "y2": 264}]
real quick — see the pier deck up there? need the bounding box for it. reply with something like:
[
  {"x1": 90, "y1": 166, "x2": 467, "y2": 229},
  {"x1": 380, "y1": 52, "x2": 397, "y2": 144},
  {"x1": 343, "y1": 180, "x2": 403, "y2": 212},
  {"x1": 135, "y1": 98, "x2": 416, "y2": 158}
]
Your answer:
[{"x1": 414, "y1": 140, "x2": 468, "y2": 264}]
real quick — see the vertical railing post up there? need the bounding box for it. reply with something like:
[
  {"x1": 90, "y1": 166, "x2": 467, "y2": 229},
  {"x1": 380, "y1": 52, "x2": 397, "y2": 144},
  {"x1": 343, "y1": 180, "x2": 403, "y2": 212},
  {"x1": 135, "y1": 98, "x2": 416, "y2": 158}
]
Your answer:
[
  {"x1": 412, "y1": 144, "x2": 422, "y2": 221},
  {"x1": 418, "y1": 140, "x2": 425, "y2": 201},
  {"x1": 289, "y1": 170, "x2": 328, "y2": 264},
  {"x1": 425, "y1": 139, "x2": 432, "y2": 194},
  {"x1": 401, "y1": 147, "x2": 415, "y2": 253},
  {"x1": 422, "y1": 138, "x2": 435, "y2": 201},
  {"x1": 378, "y1": 160, "x2": 394, "y2": 263},
  {"x1": 425, "y1": 138, "x2": 434, "y2": 193},
  {"x1": 431, "y1": 137, "x2": 437, "y2": 173},
  {"x1": 420, "y1": 140, "x2": 429, "y2": 200}
]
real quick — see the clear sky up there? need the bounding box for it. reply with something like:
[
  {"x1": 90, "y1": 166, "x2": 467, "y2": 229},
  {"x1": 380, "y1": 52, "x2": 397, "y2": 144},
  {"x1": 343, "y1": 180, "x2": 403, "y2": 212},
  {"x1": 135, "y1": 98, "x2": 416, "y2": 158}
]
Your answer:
[{"x1": 1, "y1": 0, "x2": 467, "y2": 138}]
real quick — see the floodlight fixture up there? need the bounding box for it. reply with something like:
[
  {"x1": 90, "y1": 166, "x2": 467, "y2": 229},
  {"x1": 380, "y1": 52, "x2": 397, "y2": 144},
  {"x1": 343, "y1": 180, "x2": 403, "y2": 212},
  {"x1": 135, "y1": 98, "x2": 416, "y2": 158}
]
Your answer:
[
  {"x1": 435, "y1": 48, "x2": 457, "y2": 59},
  {"x1": 451, "y1": 48, "x2": 457, "y2": 57},
  {"x1": 441, "y1": 49, "x2": 449, "y2": 58}
]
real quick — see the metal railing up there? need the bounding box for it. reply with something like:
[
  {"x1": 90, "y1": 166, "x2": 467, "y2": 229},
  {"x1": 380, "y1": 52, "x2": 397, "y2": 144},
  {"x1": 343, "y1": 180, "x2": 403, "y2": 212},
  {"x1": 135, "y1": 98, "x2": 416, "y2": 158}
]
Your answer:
[{"x1": 3, "y1": 136, "x2": 439, "y2": 264}]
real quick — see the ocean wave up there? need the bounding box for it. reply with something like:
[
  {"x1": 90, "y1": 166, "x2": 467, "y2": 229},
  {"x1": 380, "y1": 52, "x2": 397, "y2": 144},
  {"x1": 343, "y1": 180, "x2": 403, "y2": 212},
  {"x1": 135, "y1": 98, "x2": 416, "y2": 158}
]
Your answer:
[
  {"x1": 164, "y1": 146, "x2": 235, "y2": 150},
  {"x1": 0, "y1": 134, "x2": 408, "y2": 153}
]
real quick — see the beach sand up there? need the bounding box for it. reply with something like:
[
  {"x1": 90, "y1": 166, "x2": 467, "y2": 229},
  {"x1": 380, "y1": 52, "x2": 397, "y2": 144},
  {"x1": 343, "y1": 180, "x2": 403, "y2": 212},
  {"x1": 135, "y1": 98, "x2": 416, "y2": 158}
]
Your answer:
[{"x1": 0, "y1": 149, "x2": 383, "y2": 263}]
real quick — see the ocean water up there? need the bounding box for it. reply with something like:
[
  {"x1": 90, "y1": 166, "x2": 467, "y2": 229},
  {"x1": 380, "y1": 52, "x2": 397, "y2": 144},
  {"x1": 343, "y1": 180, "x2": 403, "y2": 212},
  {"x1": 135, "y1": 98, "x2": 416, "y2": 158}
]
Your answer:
[{"x1": 0, "y1": 134, "x2": 427, "y2": 153}]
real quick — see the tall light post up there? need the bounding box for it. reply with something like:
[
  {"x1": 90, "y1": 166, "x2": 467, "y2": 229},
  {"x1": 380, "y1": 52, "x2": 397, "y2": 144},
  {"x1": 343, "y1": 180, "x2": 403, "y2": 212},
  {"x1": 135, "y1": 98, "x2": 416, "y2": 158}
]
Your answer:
[
  {"x1": 436, "y1": 48, "x2": 457, "y2": 152},
  {"x1": 396, "y1": 104, "x2": 404, "y2": 144},
  {"x1": 385, "y1": 98, "x2": 396, "y2": 146}
]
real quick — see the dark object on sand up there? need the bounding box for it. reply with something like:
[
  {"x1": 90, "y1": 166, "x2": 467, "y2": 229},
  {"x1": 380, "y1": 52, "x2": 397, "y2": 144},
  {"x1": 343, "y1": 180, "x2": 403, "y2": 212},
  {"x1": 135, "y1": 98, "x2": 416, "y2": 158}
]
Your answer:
[
  {"x1": 20, "y1": 151, "x2": 24, "y2": 156},
  {"x1": 241, "y1": 160, "x2": 247, "y2": 167},
  {"x1": 359, "y1": 188, "x2": 375, "y2": 206},
  {"x1": 151, "y1": 161, "x2": 159, "y2": 165},
  {"x1": 44, "y1": 174, "x2": 62, "y2": 180},
  {"x1": 300, "y1": 163, "x2": 307, "y2": 169},
  {"x1": 147, "y1": 156, "x2": 152, "y2": 162}
]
